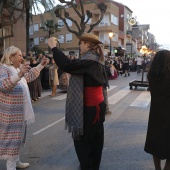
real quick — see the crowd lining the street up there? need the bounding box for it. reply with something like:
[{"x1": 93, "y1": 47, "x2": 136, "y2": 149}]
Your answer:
[{"x1": 0, "y1": 33, "x2": 170, "y2": 170}]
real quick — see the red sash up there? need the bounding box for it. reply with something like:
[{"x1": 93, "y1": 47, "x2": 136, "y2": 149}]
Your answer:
[{"x1": 84, "y1": 86, "x2": 104, "y2": 124}]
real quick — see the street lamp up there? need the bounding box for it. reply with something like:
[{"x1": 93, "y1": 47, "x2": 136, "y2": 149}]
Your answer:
[{"x1": 109, "y1": 32, "x2": 114, "y2": 56}]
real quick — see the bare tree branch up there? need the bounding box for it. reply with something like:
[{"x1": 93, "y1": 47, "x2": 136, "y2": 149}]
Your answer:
[
  {"x1": 59, "y1": 0, "x2": 82, "y2": 18},
  {"x1": 64, "y1": 11, "x2": 81, "y2": 32},
  {"x1": 55, "y1": 11, "x2": 80, "y2": 36},
  {"x1": 87, "y1": 12, "x2": 104, "y2": 33},
  {"x1": 55, "y1": 1, "x2": 107, "y2": 37}
]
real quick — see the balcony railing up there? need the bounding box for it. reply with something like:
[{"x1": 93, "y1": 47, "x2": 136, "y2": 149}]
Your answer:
[{"x1": 97, "y1": 22, "x2": 110, "y2": 27}]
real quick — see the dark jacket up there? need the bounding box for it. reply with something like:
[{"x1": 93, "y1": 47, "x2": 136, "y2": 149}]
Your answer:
[{"x1": 51, "y1": 47, "x2": 107, "y2": 87}]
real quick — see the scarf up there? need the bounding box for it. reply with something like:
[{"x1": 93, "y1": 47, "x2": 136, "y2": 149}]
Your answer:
[{"x1": 65, "y1": 51, "x2": 104, "y2": 139}]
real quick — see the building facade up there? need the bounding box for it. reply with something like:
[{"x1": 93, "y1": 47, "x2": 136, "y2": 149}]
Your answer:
[
  {"x1": 0, "y1": 19, "x2": 26, "y2": 53},
  {"x1": 29, "y1": 0, "x2": 158, "y2": 57},
  {"x1": 29, "y1": 1, "x2": 119, "y2": 56}
]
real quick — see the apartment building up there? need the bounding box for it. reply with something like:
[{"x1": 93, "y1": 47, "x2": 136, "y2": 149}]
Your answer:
[
  {"x1": 29, "y1": 1, "x2": 119, "y2": 56},
  {"x1": 0, "y1": 13, "x2": 26, "y2": 53},
  {"x1": 132, "y1": 24, "x2": 151, "y2": 49}
]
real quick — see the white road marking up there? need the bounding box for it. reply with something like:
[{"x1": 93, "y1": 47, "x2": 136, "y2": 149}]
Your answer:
[
  {"x1": 108, "y1": 86, "x2": 131, "y2": 105},
  {"x1": 33, "y1": 86, "x2": 150, "y2": 135},
  {"x1": 130, "y1": 91, "x2": 151, "y2": 108},
  {"x1": 33, "y1": 117, "x2": 65, "y2": 135},
  {"x1": 107, "y1": 85, "x2": 117, "y2": 92}
]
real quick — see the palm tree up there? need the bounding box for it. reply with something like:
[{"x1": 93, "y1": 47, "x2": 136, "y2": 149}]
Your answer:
[
  {"x1": 40, "y1": 20, "x2": 60, "y2": 38},
  {"x1": 40, "y1": 19, "x2": 60, "y2": 53},
  {"x1": 25, "y1": 0, "x2": 57, "y2": 53}
]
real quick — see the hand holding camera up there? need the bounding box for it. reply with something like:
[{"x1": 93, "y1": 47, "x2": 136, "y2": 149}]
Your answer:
[
  {"x1": 18, "y1": 62, "x2": 31, "y2": 78},
  {"x1": 47, "y1": 37, "x2": 58, "y2": 49},
  {"x1": 40, "y1": 57, "x2": 50, "y2": 66}
]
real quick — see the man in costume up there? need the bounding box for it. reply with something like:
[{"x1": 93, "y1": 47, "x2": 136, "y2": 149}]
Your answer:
[{"x1": 48, "y1": 33, "x2": 107, "y2": 170}]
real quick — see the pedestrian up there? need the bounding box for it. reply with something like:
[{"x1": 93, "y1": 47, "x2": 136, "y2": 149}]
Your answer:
[
  {"x1": 42, "y1": 56, "x2": 50, "y2": 90},
  {"x1": 28, "y1": 57, "x2": 42, "y2": 102},
  {"x1": 0, "y1": 46, "x2": 49, "y2": 170},
  {"x1": 48, "y1": 33, "x2": 107, "y2": 170},
  {"x1": 49, "y1": 58, "x2": 59, "y2": 96},
  {"x1": 144, "y1": 50, "x2": 170, "y2": 170},
  {"x1": 123, "y1": 56, "x2": 130, "y2": 77},
  {"x1": 135, "y1": 55, "x2": 143, "y2": 75}
]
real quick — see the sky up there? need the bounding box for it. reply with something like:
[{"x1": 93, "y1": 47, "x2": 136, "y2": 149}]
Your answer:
[{"x1": 116, "y1": 0, "x2": 170, "y2": 49}]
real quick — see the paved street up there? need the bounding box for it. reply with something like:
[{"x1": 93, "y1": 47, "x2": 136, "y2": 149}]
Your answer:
[{"x1": 1, "y1": 72, "x2": 158, "y2": 170}]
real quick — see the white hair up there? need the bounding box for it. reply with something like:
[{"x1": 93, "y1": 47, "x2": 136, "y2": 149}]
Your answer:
[{"x1": 1, "y1": 46, "x2": 21, "y2": 65}]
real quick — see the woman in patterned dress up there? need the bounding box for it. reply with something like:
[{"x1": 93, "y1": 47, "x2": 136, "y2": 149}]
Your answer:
[{"x1": 0, "y1": 46, "x2": 49, "y2": 170}]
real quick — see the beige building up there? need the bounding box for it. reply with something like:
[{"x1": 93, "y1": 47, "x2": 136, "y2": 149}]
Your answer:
[
  {"x1": 0, "y1": 6, "x2": 26, "y2": 53},
  {"x1": 29, "y1": 2, "x2": 119, "y2": 56}
]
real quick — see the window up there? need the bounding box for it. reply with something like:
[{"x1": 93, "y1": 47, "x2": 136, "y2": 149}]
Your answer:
[
  {"x1": 45, "y1": 38, "x2": 48, "y2": 44},
  {"x1": 111, "y1": 14, "x2": 118, "y2": 26},
  {"x1": 100, "y1": 18, "x2": 104, "y2": 26},
  {"x1": 99, "y1": 14, "x2": 109, "y2": 26},
  {"x1": 99, "y1": 33, "x2": 104, "y2": 43},
  {"x1": 112, "y1": 33, "x2": 118, "y2": 42},
  {"x1": 39, "y1": 23, "x2": 45, "y2": 28},
  {"x1": 29, "y1": 25, "x2": 33, "y2": 35},
  {"x1": 40, "y1": 37, "x2": 44, "y2": 41},
  {"x1": 33, "y1": 24, "x2": 39, "y2": 32},
  {"x1": 85, "y1": 15, "x2": 91, "y2": 24},
  {"x1": 34, "y1": 37, "x2": 39, "y2": 45},
  {"x1": 58, "y1": 35, "x2": 64, "y2": 43},
  {"x1": 58, "y1": 20, "x2": 64, "y2": 28},
  {"x1": 66, "y1": 19, "x2": 72, "y2": 27},
  {"x1": 66, "y1": 33, "x2": 72, "y2": 43}
]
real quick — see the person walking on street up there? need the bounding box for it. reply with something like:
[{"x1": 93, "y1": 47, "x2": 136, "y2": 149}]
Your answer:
[
  {"x1": 123, "y1": 56, "x2": 130, "y2": 77},
  {"x1": 49, "y1": 58, "x2": 59, "y2": 96},
  {"x1": 135, "y1": 55, "x2": 143, "y2": 75},
  {"x1": 48, "y1": 33, "x2": 107, "y2": 170},
  {"x1": 0, "y1": 46, "x2": 49, "y2": 170},
  {"x1": 144, "y1": 50, "x2": 170, "y2": 170}
]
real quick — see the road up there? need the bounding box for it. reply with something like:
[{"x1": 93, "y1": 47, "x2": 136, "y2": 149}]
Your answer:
[{"x1": 1, "y1": 72, "x2": 157, "y2": 170}]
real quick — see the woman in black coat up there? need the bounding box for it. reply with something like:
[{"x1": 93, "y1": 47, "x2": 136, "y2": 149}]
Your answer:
[{"x1": 144, "y1": 50, "x2": 170, "y2": 170}]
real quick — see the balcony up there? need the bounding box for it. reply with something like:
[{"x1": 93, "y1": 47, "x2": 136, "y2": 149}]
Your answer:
[{"x1": 93, "y1": 22, "x2": 111, "y2": 32}]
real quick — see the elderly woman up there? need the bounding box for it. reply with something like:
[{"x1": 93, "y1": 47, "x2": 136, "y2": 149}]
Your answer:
[{"x1": 0, "y1": 46, "x2": 48, "y2": 170}]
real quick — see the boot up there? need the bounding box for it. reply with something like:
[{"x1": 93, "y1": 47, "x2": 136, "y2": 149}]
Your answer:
[
  {"x1": 128, "y1": 73, "x2": 130, "y2": 76},
  {"x1": 124, "y1": 74, "x2": 126, "y2": 77}
]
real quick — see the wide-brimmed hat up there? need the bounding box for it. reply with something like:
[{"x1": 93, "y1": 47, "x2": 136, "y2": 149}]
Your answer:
[{"x1": 77, "y1": 33, "x2": 103, "y2": 44}]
